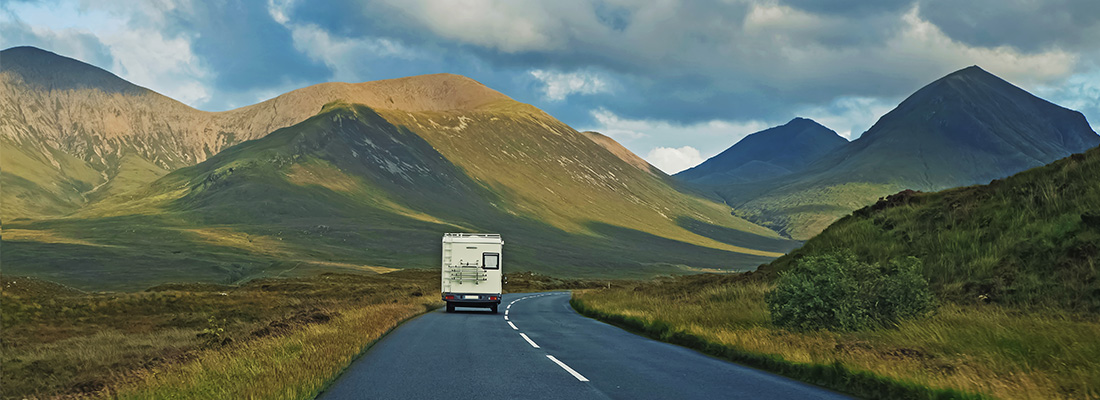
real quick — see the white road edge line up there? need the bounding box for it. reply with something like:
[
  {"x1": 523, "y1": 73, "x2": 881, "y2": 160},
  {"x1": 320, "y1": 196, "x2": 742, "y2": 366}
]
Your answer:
[
  {"x1": 508, "y1": 321, "x2": 518, "y2": 330},
  {"x1": 504, "y1": 315, "x2": 509, "y2": 320},
  {"x1": 546, "y1": 355, "x2": 589, "y2": 382},
  {"x1": 519, "y1": 333, "x2": 540, "y2": 348}
]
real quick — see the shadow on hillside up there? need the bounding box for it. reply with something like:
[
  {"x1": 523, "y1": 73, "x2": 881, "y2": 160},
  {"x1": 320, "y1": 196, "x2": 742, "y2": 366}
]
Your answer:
[
  {"x1": 578, "y1": 222, "x2": 780, "y2": 272},
  {"x1": 675, "y1": 216, "x2": 800, "y2": 253}
]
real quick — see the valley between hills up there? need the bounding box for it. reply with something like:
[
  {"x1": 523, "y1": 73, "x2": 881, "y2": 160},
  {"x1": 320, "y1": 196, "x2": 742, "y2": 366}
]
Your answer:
[
  {"x1": 2, "y1": 46, "x2": 793, "y2": 291},
  {"x1": 5, "y1": 47, "x2": 1095, "y2": 291}
]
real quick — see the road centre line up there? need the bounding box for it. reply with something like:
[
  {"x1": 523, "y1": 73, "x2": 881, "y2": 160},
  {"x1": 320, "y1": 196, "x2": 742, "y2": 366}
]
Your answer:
[
  {"x1": 519, "y1": 333, "x2": 540, "y2": 348},
  {"x1": 507, "y1": 293, "x2": 590, "y2": 382},
  {"x1": 546, "y1": 355, "x2": 589, "y2": 382}
]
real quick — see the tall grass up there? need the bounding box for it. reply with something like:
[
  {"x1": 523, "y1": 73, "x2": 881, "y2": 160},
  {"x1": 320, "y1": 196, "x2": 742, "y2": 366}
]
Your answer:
[
  {"x1": 2, "y1": 271, "x2": 610, "y2": 399},
  {"x1": 0, "y1": 271, "x2": 439, "y2": 399},
  {"x1": 113, "y1": 303, "x2": 430, "y2": 399},
  {"x1": 766, "y1": 147, "x2": 1100, "y2": 311},
  {"x1": 574, "y1": 277, "x2": 1100, "y2": 399}
]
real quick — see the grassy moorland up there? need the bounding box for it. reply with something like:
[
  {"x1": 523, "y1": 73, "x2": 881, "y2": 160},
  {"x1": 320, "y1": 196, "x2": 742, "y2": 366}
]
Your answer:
[
  {"x1": 3, "y1": 103, "x2": 796, "y2": 292},
  {"x1": 0, "y1": 269, "x2": 607, "y2": 399},
  {"x1": 573, "y1": 276, "x2": 1100, "y2": 399},
  {"x1": 729, "y1": 181, "x2": 902, "y2": 241},
  {"x1": 0, "y1": 270, "x2": 439, "y2": 399},
  {"x1": 573, "y1": 147, "x2": 1100, "y2": 399}
]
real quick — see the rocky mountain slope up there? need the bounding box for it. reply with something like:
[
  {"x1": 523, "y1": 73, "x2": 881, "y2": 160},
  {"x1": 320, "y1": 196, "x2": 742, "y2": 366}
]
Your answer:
[
  {"x1": 0, "y1": 46, "x2": 512, "y2": 218},
  {"x1": 581, "y1": 131, "x2": 665, "y2": 177}
]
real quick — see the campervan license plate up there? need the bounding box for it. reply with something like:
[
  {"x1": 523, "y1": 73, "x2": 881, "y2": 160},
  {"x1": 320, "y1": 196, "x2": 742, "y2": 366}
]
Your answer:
[{"x1": 464, "y1": 295, "x2": 480, "y2": 300}]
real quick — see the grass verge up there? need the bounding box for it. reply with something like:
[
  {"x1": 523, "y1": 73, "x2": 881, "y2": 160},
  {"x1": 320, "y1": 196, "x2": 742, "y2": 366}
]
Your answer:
[
  {"x1": 571, "y1": 275, "x2": 1100, "y2": 399},
  {"x1": 1, "y1": 269, "x2": 616, "y2": 399},
  {"x1": 1, "y1": 270, "x2": 439, "y2": 399},
  {"x1": 112, "y1": 302, "x2": 433, "y2": 399}
]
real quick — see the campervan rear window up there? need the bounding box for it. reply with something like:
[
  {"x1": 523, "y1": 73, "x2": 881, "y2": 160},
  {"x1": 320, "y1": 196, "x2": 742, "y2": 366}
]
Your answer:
[{"x1": 482, "y1": 252, "x2": 499, "y2": 269}]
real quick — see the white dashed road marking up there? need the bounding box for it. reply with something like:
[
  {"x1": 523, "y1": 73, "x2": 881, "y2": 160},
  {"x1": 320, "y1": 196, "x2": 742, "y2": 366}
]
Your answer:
[
  {"x1": 519, "y1": 333, "x2": 540, "y2": 348},
  {"x1": 546, "y1": 355, "x2": 589, "y2": 382},
  {"x1": 507, "y1": 292, "x2": 590, "y2": 381}
]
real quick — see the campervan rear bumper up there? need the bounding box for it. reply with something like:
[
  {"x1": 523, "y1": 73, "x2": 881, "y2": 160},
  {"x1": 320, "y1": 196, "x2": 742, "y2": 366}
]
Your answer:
[{"x1": 442, "y1": 292, "x2": 502, "y2": 306}]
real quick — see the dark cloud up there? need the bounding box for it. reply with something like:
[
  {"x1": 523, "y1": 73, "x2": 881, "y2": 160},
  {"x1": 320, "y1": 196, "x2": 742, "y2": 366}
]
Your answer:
[
  {"x1": 239, "y1": 0, "x2": 1092, "y2": 133},
  {"x1": 918, "y1": 0, "x2": 1100, "y2": 52},
  {"x1": 2, "y1": 0, "x2": 1096, "y2": 151},
  {"x1": 778, "y1": 0, "x2": 915, "y2": 16},
  {"x1": 594, "y1": 2, "x2": 632, "y2": 32}
]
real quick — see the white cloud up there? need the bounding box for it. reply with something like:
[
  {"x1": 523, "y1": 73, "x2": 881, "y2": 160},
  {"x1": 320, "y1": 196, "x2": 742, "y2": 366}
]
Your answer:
[
  {"x1": 529, "y1": 69, "x2": 611, "y2": 101},
  {"x1": 1034, "y1": 67, "x2": 1100, "y2": 134},
  {"x1": 101, "y1": 28, "x2": 211, "y2": 105},
  {"x1": 585, "y1": 107, "x2": 768, "y2": 146},
  {"x1": 795, "y1": 96, "x2": 896, "y2": 139},
  {"x1": 370, "y1": 0, "x2": 588, "y2": 52},
  {"x1": 267, "y1": 0, "x2": 294, "y2": 24},
  {"x1": 373, "y1": 1, "x2": 1081, "y2": 100},
  {"x1": 725, "y1": 3, "x2": 1080, "y2": 99},
  {"x1": 6, "y1": 0, "x2": 1099, "y2": 139},
  {"x1": 647, "y1": 146, "x2": 704, "y2": 174},
  {"x1": 588, "y1": 107, "x2": 647, "y2": 140},
  {"x1": 288, "y1": 24, "x2": 420, "y2": 82},
  {"x1": 582, "y1": 107, "x2": 771, "y2": 172},
  {"x1": 265, "y1": 1, "x2": 421, "y2": 83},
  {"x1": 0, "y1": 18, "x2": 114, "y2": 68},
  {"x1": 887, "y1": 6, "x2": 1077, "y2": 86},
  {"x1": 2, "y1": 0, "x2": 213, "y2": 107}
]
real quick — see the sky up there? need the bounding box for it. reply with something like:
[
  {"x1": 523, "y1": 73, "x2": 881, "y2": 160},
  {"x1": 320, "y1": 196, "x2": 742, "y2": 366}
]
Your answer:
[{"x1": 3, "y1": 0, "x2": 1099, "y2": 174}]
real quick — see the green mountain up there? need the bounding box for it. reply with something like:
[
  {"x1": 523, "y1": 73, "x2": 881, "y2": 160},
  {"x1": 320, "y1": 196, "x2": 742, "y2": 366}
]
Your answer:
[
  {"x1": 763, "y1": 145, "x2": 1100, "y2": 312},
  {"x1": 721, "y1": 66, "x2": 1100, "y2": 239},
  {"x1": 2, "y1": 48, "x2": 797, "y2": 290},
  {"x1": 675, "y1": 117, "x2": 847, "y2": 185}
]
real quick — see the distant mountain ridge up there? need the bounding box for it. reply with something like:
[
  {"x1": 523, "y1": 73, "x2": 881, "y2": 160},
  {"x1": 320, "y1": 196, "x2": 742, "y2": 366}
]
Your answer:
[
  {"x1": 714, "y1": 65, "x2": 1100, "y2": 239},
  {"x1": 796, "y1": 65, "x2": 1098, "y2": 189},
  {"x1": 675, "y1": 117, "x2": 847, "y2": 185}
]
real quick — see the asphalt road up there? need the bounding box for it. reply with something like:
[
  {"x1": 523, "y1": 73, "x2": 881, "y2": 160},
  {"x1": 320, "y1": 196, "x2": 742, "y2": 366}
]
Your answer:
[{"x1": 319, "y1": 292, "x2": 851, "y2": 399}]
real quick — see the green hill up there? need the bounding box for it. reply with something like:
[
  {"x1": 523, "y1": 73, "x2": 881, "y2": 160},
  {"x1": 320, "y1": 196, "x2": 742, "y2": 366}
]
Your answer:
[
  {"x1": 1, "y1": 46, "x2": 800, "y2": 290},
  {"x1": 764, "y1": 145, "x2": 1100, "y2": 311},
  {"x1": 3, "y1": 77, "x2": 797, "y2": 289},
  {"x1": 717, "y1": 66, "x2": 1100, "y2": 240}
]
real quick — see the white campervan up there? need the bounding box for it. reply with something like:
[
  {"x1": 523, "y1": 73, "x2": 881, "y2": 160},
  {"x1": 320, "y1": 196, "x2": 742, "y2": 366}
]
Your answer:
[{"x1": 441, "y1": 233, "x2": 503, "y2": 313}]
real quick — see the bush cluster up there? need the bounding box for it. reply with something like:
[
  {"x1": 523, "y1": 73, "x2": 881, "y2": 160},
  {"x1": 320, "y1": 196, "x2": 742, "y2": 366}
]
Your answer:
[{"x1": 766, "y1": 251, "x2": 936, "y2": 331}]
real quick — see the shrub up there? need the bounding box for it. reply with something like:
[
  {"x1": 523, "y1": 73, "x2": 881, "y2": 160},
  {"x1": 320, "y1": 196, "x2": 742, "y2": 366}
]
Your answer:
[{"x1": 766, "y1": 251, "x2": 935, "y2": 331}]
